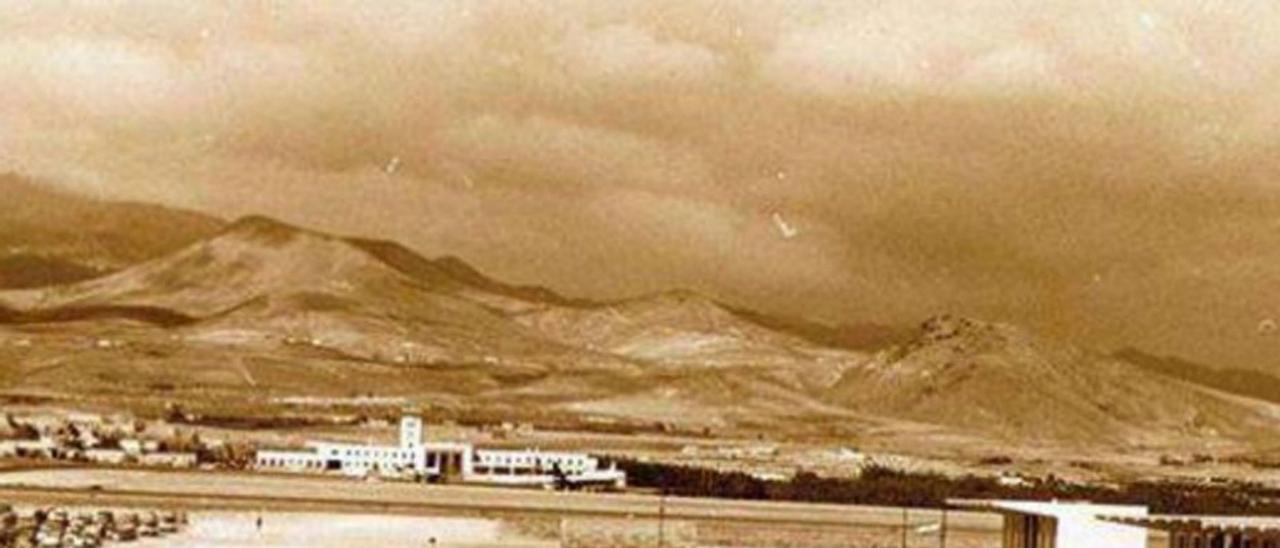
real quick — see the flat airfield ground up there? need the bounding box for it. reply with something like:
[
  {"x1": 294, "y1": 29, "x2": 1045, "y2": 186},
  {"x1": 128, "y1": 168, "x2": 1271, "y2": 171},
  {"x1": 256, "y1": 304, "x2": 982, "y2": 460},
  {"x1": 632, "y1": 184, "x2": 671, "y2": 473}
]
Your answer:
[
  {"x1": 0, "y1": 467, "x2": 1009, "y2": 547},
  {"x1": 124, "y1": 511, "x2": 549, "y2": 548}
]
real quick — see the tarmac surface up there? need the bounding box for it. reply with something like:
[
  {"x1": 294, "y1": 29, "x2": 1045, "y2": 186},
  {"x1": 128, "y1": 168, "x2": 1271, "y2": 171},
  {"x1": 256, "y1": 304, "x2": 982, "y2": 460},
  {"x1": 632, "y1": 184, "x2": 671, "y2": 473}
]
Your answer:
[
  {"x1": 0, "y1": 467, "x2": 998, "y2": 528},
  {"x1": 0, "y1": 467, "x2": 1010, "y2": 546}
]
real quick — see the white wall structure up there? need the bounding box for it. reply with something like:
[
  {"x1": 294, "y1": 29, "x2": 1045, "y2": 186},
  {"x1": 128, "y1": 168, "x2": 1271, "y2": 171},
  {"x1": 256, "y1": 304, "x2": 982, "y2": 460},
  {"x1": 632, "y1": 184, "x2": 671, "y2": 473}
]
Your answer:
[
  {"x1": 255, "y1": 415, "x2": 625, "y2": 489},
  {"x1": 470, "y1": 448, "x2": 624, "y2": 488},
  {"x1": 950, "y1": 499, "x2": 1149, "y2": 548}
]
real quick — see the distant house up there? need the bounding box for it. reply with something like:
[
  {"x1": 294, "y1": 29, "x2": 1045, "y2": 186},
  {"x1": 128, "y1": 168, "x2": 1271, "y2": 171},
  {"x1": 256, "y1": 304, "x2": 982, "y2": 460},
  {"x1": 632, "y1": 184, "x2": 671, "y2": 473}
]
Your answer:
[
  {"x1": 0, "y1": 439, "x2": 58, "y2": 458},
  {"x1": 119, "y1": 439, "x2": 142, "y2": 455},
  {"x1": 66, "y1": 413, "x2": 104, "y2": 426},
  {"x1": 74, "y1": 429, "x2": 100, "y2": 449},
  {"x1": 84, "y1": 449, "x2": 128, "y2": 465},
  {"x1": 996, "y1": 473, "x2": 1032, "y2": 488},
  {"x1": 139, "y1": 452, "x2": 197, "y2": 468},
  {"x1": 749, "y1": 470, "x2": 790, "y2": 482},
  {"x1": 119, "y1": 439, "x2": 160, "y2": 456},
  {"x1": 833, "y1": 447, "x2": 865, "y2": 462},
  {"x1": 714, "y1": 446, "x2": 746, "y2": 459}
]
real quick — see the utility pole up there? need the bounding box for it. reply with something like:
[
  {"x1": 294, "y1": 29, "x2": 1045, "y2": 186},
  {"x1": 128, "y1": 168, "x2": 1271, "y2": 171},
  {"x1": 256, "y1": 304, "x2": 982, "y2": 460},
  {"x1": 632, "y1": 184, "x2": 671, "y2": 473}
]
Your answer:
[
  {"x1": 940, "y1": 506, "x2": 948, "y2": 548},
  {"x1": 656, "y1": 473, "x2": 669, "y2": 548},
  {"x1": 901, "y1": 507, "x2": 909, "y2": 548}
]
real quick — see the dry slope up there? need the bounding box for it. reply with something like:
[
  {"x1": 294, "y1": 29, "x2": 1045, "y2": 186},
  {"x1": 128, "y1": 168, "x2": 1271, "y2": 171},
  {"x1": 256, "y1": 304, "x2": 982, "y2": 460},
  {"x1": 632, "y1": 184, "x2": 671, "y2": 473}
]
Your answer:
[
  {"x1": 0, "y1": 173, "x2": 223, "y2": 287},
  {"x1": 827, "y1": 315, "x2": 1280, "y2": 448}
]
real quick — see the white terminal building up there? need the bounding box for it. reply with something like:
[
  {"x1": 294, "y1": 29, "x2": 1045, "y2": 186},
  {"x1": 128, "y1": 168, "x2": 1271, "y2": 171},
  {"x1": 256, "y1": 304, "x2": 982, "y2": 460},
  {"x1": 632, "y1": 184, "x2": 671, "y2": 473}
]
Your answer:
[{"x1": 255, "y1": 415, "x2": 626, "y2": 489}]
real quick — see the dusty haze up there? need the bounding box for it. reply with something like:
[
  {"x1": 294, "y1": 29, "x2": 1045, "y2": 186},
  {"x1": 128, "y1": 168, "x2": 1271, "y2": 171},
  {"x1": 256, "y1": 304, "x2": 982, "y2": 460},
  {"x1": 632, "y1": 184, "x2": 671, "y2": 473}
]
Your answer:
[{"x1": 3, "y1": 0, "x2": 1279, "y2": 371}]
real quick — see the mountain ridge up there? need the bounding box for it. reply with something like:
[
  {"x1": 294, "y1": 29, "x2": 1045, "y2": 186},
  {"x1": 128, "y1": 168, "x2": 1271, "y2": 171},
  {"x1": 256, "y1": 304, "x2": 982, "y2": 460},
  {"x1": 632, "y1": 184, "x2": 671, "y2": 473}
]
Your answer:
[
  {"x1": 0, "y1": 173, "x2": 225, "y2": 287},
  {"x1": 1115, "y1": 347, "x2": 1280, "y2": 407},
  {"x1": 2, "y1": 208, "x2": 1279, "y2": 450},
  {"x1": 827, "y1": 315, "x2": 1280, "y2": 447}
]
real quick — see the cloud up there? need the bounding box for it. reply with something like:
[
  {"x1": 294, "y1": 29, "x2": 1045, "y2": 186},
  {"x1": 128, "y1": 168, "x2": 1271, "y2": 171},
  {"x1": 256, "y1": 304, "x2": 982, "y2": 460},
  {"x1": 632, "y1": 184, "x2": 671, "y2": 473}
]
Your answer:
[
  {"x1": 4, "y1": 0, "x2": 1280, "y2": 370},
  {"x1": 0, "y1": 37, "x2": 188, "y2": 123},
  {"x1": 758, "y1": 4, "x2": 1002, "y2": 96},
  {"x1": 553, "y1": 24, "x2": 727, "y2": 88},
  {"x1": 762, "y1": 27, "x2": 931, "y2": 95},
  {"x1": 953, "y1": 46, "x2": 1062, "y2": 96},
  {"x1": 440, "y1": 114, "x2": 713, "y2": 190}
]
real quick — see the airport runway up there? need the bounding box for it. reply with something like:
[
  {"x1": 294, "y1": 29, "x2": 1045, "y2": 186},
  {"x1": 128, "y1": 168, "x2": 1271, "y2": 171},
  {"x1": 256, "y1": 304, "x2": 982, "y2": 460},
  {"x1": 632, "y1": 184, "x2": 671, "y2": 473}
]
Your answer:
[{"x1": 0, "y1": 467, "x2": 1000, "y2": 532}]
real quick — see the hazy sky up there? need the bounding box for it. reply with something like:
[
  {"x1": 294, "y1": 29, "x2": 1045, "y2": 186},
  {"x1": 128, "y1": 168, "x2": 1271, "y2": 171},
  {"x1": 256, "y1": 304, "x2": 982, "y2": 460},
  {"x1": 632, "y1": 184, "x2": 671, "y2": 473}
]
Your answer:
[{"x1": 3, "y1": 1, "x2": 1280, "y2": 369}]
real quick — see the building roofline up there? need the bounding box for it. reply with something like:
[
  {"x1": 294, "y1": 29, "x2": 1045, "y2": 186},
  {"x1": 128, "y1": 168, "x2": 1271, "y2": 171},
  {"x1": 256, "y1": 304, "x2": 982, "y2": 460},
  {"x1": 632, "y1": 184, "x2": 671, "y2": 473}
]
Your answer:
[
  {"x1": 1100, "y1": 515, "x2": 1280, "y2": 537},
  {"x1": 947, "y1": 498, "x2": 1149, "y2": 518}
]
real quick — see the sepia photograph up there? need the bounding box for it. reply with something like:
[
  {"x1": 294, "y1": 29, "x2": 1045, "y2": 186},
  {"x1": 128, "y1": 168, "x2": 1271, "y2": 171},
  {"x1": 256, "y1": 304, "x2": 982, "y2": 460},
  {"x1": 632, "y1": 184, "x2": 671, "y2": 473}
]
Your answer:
[{"x1": 1, "y1": 1, "x2": 1279, "y2": 546}]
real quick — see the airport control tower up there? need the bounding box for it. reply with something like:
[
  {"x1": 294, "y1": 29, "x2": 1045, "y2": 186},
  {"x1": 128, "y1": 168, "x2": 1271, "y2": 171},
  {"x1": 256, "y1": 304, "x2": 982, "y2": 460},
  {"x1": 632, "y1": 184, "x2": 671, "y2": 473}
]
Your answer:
[{"x1": 399, "y1": 415, "x2": 423, "y2": 449}]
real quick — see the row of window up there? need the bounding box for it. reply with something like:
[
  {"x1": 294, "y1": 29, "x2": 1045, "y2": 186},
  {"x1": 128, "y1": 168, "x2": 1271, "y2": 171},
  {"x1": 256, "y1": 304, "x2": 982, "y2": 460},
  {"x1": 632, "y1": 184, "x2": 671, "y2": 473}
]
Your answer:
[
  {"x1": 324, "y1": 447, "x2": 415, "y2": 460},
  {"x1": 265, "y1": 446, "x2": 597, "y2": 473},
  {"x1": 258, "y1": 456, "x2": 323, "y2": 469},
  {"x1": 472, "y1": 466, "x2": 558, "y2": 476},
  {"x1": 476, "y1": 452, "x2": 588, "y2": 464},
  {"x1": 475, "y1": 452, "x2": 592, "y2": 471}
]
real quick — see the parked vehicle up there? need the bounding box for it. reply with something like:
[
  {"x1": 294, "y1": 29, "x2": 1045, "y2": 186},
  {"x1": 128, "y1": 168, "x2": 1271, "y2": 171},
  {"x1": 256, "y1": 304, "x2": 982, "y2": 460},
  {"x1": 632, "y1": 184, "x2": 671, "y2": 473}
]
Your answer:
[{"x1": 158, "y1": 512, "x2": 178, "y2": 534}]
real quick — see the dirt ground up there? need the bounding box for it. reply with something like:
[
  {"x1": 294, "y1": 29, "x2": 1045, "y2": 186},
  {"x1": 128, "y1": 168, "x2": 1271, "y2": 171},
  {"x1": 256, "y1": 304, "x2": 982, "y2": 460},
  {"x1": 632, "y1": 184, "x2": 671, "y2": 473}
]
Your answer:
[
  {"x1": 0, "y1": 468, "x2": 996, "y2": 527},
  {"x1": 0, "y1": 468, "x2": 1010, "y2": 547},
  {"x1": 0, "y1": 468, "x2": 1183, "y2": 547},
  {"x1": 128, "y1": 511, "x2": 552, "y2": 548}
]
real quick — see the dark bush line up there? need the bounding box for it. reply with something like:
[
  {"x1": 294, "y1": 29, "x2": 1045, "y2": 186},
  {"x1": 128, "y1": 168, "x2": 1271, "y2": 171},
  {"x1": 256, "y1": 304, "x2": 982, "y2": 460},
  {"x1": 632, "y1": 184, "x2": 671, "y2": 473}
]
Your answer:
[
  {"x1": 0, "y1": 304, "x2": 196, "y2": 327},
  {"x1": 169, "y1": 413, "x2": 331, "y2": 430},
  {"x1": 614, "y1": 459, "x2": 1280, "y2": 515}
]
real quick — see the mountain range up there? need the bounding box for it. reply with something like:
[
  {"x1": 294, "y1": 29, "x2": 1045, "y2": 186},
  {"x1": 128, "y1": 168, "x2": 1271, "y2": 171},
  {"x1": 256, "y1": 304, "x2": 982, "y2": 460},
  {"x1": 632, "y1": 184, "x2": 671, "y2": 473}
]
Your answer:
[
  {"x1": 0, "y1": 173, "x2": 222, "y2": 288},
  {"x1": 2, "y1": 174, "x2": 1279, "y2": 452}
]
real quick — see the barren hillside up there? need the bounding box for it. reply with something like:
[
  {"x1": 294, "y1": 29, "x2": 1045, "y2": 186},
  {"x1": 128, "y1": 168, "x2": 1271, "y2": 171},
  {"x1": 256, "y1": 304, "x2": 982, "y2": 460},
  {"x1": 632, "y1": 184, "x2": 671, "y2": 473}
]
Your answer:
[
  {"x1": 0, "y1": 174, "x2": 224, "y2": 287},
  {"x1": 827, "y1": 315, "x2": 1280, "y2": 448},
  {"x1": 3, "y1": 213, "x2": 1279, "y2": 451},
  {"x1": 0, "y1": 215, "x2": 853, "y2": 428},
  {"x1": 516, "y1": 291, "x2": 857, "y2": 382}
]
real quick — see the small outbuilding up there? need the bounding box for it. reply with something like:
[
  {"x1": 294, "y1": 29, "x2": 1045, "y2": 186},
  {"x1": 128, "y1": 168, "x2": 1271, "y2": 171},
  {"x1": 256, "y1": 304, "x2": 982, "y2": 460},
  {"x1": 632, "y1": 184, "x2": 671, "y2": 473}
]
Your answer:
[
  {"x1": 139, "y1": 452, "x2": 197, "y2": 468},
  {"x1": 84, "y1": 449, "x2": 128, "y2": 465}
]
